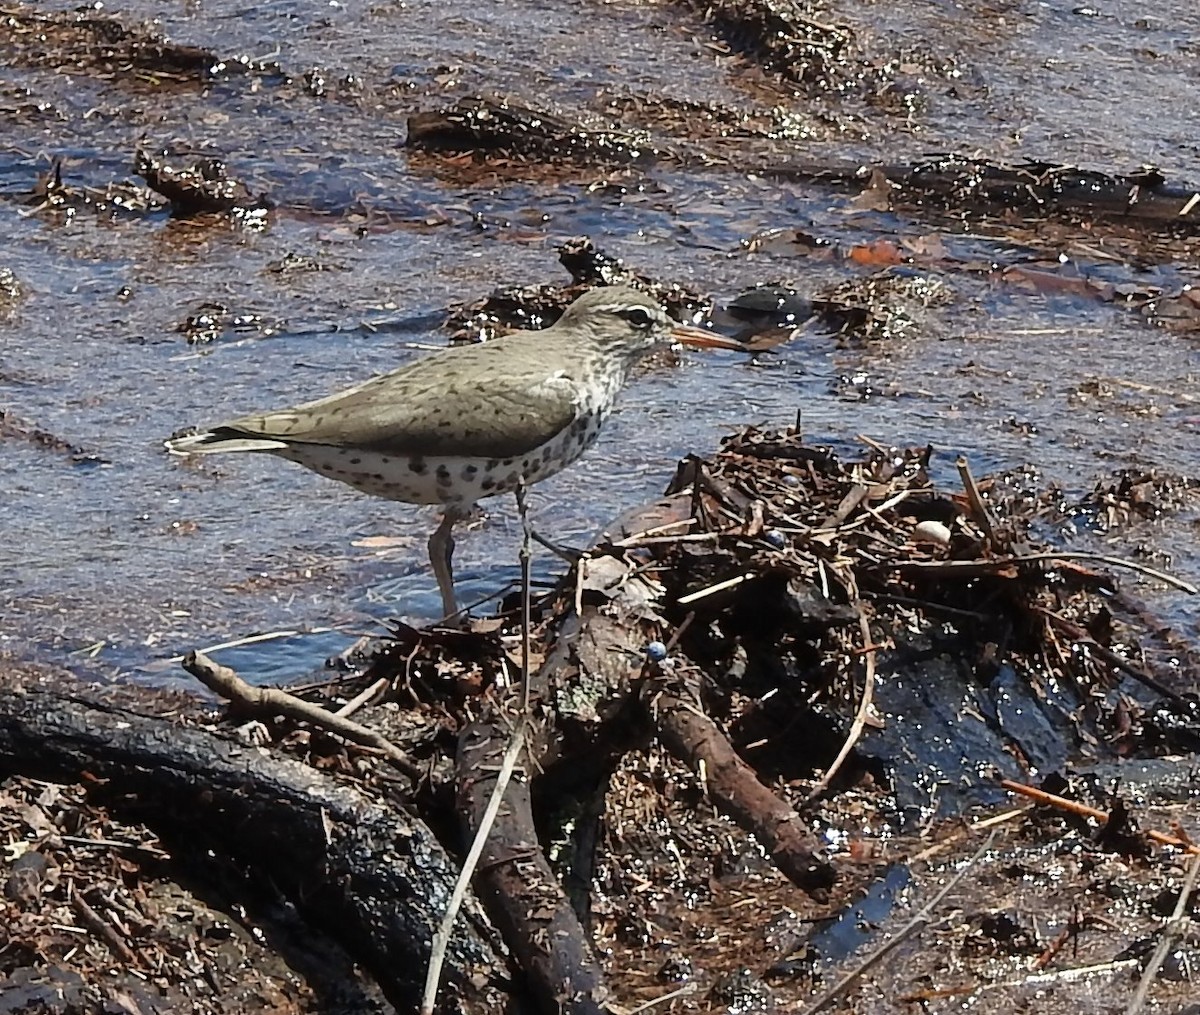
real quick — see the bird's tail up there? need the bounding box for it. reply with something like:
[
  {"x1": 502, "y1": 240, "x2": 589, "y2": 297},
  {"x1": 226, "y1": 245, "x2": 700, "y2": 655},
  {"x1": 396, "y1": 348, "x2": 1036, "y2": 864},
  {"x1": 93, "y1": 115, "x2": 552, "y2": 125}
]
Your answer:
[{"x1": 165, "y1": 427, "x2": 289, "y2": 456}]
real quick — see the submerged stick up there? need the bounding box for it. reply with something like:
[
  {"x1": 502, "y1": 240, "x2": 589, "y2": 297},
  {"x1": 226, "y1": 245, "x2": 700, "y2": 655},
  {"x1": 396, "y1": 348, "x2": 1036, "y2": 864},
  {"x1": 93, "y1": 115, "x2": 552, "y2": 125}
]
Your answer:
[
  {"x1": 878, "y1": 551, "x2": 1197, "y2": 594},
  {"x1": 1037, "y1": 608, "x2": 1186, "y2": 703},
  {"x1": 1000, "y1": 779, "x2": 1200, "y2": 855}
]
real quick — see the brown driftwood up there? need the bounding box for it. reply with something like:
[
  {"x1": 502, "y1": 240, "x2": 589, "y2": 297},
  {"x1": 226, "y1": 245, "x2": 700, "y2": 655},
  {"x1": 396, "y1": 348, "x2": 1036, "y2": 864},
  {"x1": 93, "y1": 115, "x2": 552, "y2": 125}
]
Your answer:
[
  {"x1": 565, "y1": 581, "x2": 836, "y2": 897},
  {"x1": 645, "y1": 666, "x2": 835, "y2": 897},
  {"x1": 457, "y1": 710, "x2": 608, "y2": 1015},
  {"x1": 183, "y1": 648, "x2": 425, "y2": 779},
  {"x1": 0, "y1": 686, "x2": 508, "y2": 1013},
  {"x1": 444, "y1": 539, "x2": 836, "y2": 1012},
  {"x1": 453, "y1": 607, "x2": 626, "y2": 1015}
]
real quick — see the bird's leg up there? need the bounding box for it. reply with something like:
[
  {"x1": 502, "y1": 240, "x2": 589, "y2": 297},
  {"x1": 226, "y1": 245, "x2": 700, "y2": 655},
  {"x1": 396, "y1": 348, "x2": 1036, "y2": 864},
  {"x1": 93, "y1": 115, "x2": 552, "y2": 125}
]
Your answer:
[
  {"x1": 514, "y1": 482, "x2": 533, "y2": 709},
  {"x1": 428, "y1": 507, "x2": 462, "y2": 622},
  {"x1": 514, "y1": 483, "x2": 535, "y2": 582}
]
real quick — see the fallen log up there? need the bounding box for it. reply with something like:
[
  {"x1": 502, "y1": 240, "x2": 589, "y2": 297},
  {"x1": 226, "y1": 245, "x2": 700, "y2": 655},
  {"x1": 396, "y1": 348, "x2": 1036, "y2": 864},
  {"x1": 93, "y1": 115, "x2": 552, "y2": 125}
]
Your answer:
[
  {"x1": 457, "y1": 709, "x2": 609, "y2": 1015},
  {"x1": 0, "y1": 685, "x2": 508, "y2": 1013},
  {"x1": 645, "y1": 664, "x2": 834, "y2": 894}
]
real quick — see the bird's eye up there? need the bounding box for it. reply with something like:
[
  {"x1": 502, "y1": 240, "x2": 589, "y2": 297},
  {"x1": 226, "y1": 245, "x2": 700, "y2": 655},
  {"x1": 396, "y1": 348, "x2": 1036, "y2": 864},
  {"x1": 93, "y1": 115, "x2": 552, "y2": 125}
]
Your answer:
[{"x1": 623, "y1": 307, "x2": 654, "y2": 329}]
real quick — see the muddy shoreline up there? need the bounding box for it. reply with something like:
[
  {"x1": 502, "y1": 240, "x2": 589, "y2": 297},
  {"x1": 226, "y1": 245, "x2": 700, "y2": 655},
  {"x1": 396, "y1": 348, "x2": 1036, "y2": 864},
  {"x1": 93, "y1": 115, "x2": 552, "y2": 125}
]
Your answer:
[{"x1": 3, "y1": 425, "x2": 1199, "y2": 1012}]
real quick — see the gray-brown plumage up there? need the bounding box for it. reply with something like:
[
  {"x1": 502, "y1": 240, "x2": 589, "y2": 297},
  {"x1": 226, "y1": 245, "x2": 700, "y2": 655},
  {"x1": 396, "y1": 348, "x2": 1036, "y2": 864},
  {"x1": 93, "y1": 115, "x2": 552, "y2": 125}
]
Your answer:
[{"x1": 166, "y1": 285, "x2": 735, "y2": 618}]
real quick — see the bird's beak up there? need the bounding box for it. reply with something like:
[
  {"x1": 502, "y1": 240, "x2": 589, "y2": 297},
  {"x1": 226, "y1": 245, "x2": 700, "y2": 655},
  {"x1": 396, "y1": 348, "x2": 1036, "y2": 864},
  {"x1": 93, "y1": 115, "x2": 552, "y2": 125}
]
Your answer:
[{"x1": 670, "y1": 324, "x2": 745, "y2": 351}]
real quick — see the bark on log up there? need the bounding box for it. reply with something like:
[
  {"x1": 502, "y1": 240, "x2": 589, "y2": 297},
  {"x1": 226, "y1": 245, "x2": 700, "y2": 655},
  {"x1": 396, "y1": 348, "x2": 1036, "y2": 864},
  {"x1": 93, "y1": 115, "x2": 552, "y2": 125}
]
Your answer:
[
  {"x1": 449, "y1": 592, "x2": 658, "y2": 1014},
  {"x1": 457, "y1": 712, "x2": 608, "y2": 1015},
  {"x1": 646, "y1": 670, "x2": 836, "y2": 897},
  {"x1": 0, "y1": 687, "x2": 508, "y2": 1013}
]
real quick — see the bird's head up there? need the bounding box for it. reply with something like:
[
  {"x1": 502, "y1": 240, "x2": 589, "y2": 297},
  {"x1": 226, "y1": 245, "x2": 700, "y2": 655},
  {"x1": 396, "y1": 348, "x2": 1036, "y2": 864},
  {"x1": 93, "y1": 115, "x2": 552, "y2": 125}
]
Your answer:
[{"x1": 553, "y1": 285, "x2": 741, "y2": 361}]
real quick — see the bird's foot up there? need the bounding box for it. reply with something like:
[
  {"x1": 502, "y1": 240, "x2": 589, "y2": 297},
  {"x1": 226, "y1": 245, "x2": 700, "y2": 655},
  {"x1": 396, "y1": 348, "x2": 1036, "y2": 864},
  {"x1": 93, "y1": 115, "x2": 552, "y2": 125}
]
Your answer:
[{"x1": 530, "y1": 528, "x2": 584, "y2": 564}]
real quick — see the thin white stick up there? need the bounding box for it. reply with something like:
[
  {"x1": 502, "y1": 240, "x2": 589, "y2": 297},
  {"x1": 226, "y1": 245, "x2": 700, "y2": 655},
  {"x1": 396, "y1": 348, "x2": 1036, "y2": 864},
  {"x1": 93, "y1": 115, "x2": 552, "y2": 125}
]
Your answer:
[
  {"x1": 420, "y1": 483, "x2": 537, "y2": 1014},
  {"x1": 805, "y1": 613, "x2": 877, "y2": 802},
  {"x1": 333, "y1": 677, "x2": 388, "y2": 718},
  {"x1": 623, "y1": 982, "x2": 700, "y2": 1013},
  {"x1": 908, "y1": 807, "x2": 1029, "y2": 863},
  {"x1": 1125, "y1": 851, "x2": 1200, "y2": 1014},
  {"x1": 800, "y1": 831, "x2": 996, "y2": 1015},
  {"x1": 677, "y1": 572, "x2": 752, "y2": 605},
  {"x1": 418, "y1": 720, "x2": 528, "y2": 1015},
  {"x1": 161, "y1": 626, "x2": 335, "y2": 664}
]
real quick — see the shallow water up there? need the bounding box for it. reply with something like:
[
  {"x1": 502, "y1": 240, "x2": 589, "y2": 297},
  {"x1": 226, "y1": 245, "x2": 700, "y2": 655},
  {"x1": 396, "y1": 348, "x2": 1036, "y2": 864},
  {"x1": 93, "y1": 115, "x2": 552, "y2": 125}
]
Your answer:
[{"x1": 1, "y1": 0, "x2": 1197, "y2": 684}]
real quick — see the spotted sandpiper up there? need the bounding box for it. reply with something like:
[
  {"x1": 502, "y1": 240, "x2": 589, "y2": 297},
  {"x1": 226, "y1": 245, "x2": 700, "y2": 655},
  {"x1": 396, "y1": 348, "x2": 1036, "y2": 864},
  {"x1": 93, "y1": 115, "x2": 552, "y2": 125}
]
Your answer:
[{"x1": 166, "y1": 285, "x2": 737, "y2": 619}]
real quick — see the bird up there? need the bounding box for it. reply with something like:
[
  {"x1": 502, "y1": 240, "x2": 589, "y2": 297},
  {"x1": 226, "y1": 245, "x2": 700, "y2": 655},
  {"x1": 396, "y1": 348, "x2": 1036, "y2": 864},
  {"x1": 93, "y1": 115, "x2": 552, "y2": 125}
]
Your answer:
[{"x1": 165, "y1": 285, "x2": 739, "y2": 619}]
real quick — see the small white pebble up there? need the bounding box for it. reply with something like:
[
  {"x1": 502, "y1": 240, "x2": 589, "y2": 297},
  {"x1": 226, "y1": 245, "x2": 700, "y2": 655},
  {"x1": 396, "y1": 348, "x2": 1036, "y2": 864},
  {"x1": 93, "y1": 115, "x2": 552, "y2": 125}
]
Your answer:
[{"x1": 912, "y1": 520, "x2": 952, "y2": 546}]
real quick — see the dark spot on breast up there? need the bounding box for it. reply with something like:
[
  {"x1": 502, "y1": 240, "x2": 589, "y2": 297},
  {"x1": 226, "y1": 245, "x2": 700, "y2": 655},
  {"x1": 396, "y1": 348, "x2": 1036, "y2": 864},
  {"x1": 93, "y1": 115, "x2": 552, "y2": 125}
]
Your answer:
[
  {"x1": 349, "y1": 457, "x2": 361, "y2": 465},
  {"x1": 481, "y1": 477, "x2": 496, "y2": 491},
  {"x1": 436, "y1": 465, "x2": 453, "y2": 487},
  {"x1": 462, "y1": 464, "x2": 478, "y2": 478},
  {"x1": 410, "y1": 458, "x2": 427, "y2": 475},
  {"x1": 486, "y1": 459, "x2": 498, "y2": 470}
]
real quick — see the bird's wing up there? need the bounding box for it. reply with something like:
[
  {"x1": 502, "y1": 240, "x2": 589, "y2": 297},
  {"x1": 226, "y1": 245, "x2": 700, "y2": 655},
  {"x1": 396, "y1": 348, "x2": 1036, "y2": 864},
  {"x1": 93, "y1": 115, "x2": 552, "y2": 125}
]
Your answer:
[{"x1": 214, "y1": 338, "x2": 587, "y2": 459}]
